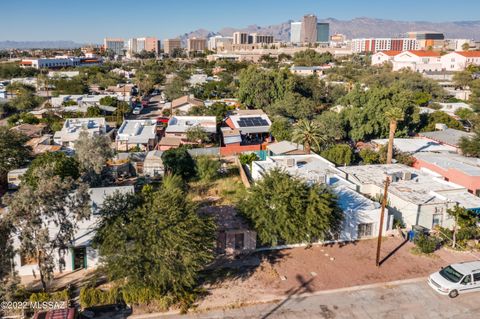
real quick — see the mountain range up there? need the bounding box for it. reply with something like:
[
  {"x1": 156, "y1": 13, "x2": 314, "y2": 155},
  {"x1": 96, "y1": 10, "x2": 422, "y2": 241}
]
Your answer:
[
  {"x1": 2, "y1": 18, "x2": 480, "y2": 49},
  {"x1": 179, "y1": 17, "x2": 480, "y2": 44}
]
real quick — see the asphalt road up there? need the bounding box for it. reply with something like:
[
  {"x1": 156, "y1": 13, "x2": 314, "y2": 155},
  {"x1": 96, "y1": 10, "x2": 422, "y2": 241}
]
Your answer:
[{"x1": 155, "y1": 279, "x2": 480, "y2": 319}]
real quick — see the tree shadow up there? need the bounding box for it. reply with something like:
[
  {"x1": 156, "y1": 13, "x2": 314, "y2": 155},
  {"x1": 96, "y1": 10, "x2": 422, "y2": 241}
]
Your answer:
[{"x1": 260, "y1": 274, "x2": 315, "y2": 319}]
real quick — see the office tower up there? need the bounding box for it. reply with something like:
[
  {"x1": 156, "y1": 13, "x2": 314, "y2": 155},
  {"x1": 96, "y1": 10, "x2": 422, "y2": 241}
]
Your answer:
[
  {"x1": 103, "y1": 38, "x2": 125, "y2": 56},
  {"x1": 187, "y1": 38, "x2": 207, "y2": 52},
  {"x1": 164, "y1": 39, "x2": 182, "y2": 55},
  {"x1": 290, "y1": 22, "x2": 302, "y2": 43},
  {"x1": 407, "y1": 31, "x2": 445, "y2": 50},
  {"x1": 316, "y1": 23, "x2": 330, "y2": 43},
  {"x1": 301, "y1": 15, "x2": 317, "y2": 44}
]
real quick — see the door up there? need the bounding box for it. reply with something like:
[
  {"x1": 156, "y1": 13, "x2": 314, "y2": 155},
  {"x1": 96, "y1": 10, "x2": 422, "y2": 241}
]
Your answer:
[
  {"x1": 471, "y1": 272, "x2": 480, "y2": 293},
  {"x1": 72, "y1": 247, "x2": 87, "y2": 270},
  {"x1": 458, "y1": 274, "x2": 475, "y2": 293}
]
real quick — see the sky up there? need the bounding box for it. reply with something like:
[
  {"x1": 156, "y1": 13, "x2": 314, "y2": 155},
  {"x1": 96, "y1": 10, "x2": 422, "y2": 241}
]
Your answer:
[{"x1": 0, "y1": 0, "x2": 479, "y2": 43}]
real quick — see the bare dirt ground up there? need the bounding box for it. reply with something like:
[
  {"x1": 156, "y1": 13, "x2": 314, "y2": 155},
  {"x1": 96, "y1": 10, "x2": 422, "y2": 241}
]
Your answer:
[{"x1": 196, "y1": 237, "x2": 479, "y2": 311}]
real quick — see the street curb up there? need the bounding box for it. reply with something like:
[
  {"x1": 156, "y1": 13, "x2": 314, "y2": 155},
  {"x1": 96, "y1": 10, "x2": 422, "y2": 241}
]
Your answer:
[{"x1": 128, "y1": 276, "x2": 427, "y2": 318}]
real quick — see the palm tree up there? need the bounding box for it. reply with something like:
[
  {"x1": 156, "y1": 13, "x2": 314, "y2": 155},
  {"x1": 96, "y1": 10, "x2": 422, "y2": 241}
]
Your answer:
[
  {"x1": 385, "y1": 107, "x2": 404, "y2": 164},
  {"x1": 292, "y1": 119, "x2": 324, "y2": 154}
]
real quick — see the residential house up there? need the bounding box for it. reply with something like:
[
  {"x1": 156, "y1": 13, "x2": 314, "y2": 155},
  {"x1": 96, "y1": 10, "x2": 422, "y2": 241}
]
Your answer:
[
  {"x1": 10, "y1": 123, "x2": 47, "y2": 138},
  {"x1": 13, "y1": 186, "x2": 134, "y2": 277},
  {"x1": 143, "y1": 150, "x2": 164, "y2": 178},
  {"x1": 441, "y1": 51, "x2": 480, "y2": 71},
  {"x1": 53, "y1": 118, "x2": 107, "y2": 149},
  {"x1": 7, "y1": 168, "x2": 28, "y2": 190},
  {"x1": 413, "y1": 152, "x2": 480, "y2": 196},
  {"x1": 165, "y1": 116, "x2": 217, "y2": 141},
  {"x1": 371, "y1": 138, "x2": 457, "y2": 154},
  {"x1": 26, "y1": 135, "x2": 62, "y2": 155},
  {"x1": 221, "y1": 110, "x2": 272, "y2": 156},
  {"x1": 115, "y1": 119, "x2": 158, "y2": 151},
  {"x1": 436, "y1": 102, "x2": 473, "y2": 118},
  {"x1": 371, "y1": 50, "x2": 401, "y2": 66},
  {"x1": 391, "y1": 50, "x2": 442, "y2": 72},
  {"x1": 105, "y1": 84, "x2": 135, "y2": 100},
  {"x1": 266, "y1": 141, "x2": 306, "y2": 156},
  {"x1": 158, "y1": 136, "x2": 183, "y2": 151},
  {"x1": 171, "y1": 95, "x2": 204, "y2": 113},
  {"x1": 418, "y1": 126, "x2": 474, "y2": 152},
  {"x1": 251, "y1": 154, "x2": 392, "y2": 241},
  {"x1": 289, "y1": 66, "x2": 327, "y2": 77},
  {"x1": 339, "y1": 164, "x2": 480, "y2": 230}
]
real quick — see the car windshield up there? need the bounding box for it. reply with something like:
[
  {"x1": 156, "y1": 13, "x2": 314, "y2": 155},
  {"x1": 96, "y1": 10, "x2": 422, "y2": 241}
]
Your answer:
[{"x1": 439, "y1": 266, "x2": 464, "y2": 283}]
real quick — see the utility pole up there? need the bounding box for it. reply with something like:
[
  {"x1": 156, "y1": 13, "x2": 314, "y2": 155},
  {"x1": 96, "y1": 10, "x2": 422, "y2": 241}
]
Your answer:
[{"x1": 376, "y1": 176, "x2": 390, "y2": 267}]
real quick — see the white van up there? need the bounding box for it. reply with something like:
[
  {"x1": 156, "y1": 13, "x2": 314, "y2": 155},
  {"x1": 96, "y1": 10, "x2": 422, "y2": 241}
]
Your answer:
[{"x1": 428, "y1": 261, "x2": 480, "y2": 298}]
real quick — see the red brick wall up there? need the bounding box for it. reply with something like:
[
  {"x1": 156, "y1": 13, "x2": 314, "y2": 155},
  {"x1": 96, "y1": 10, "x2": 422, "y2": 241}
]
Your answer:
[{"x1": 220, "y1": 144, "x2": 262, "y2": 156}]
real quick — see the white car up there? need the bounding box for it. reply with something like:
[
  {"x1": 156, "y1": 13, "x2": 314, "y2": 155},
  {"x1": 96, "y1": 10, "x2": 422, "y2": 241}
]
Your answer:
[
  {"x1": 428, "y1": 261, "x2": 480, "y2": 298},
  {"x1": 132, "y1": 107, "x2": 142, "y2": 115}
]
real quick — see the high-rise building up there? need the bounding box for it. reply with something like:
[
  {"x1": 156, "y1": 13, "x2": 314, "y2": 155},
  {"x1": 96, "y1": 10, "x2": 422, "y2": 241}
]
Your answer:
[
  {"x1": 301, "y1": 15, "x2": 317, "y2": 44},
  {"x1": 316, "y1": 23, "x2": 330, "y2": 43},
  {"x1": 103, "y1": 38, "x2": 125, "y2": 56},
  {"x1": 208, "y1": 35, "x2": 233, "y2": 50},
  {"x1": 233, "y1": 32, "x2": 249, "y2": 45},
  {"x1": 163, "y1": 39, "x2": 182, "y2": 56},
  {"x1": 251, "y1": 33, "x2": 274, "y2": 45},
  {"x1": 187, "y1": 38, "x2": 207, "y2": 52},
  {"x1": 290, "y1": 22, "x2": 302, "y2": 43},
  {"x1": 127, "y1": 37, "x2": 160, "y2": 56}
]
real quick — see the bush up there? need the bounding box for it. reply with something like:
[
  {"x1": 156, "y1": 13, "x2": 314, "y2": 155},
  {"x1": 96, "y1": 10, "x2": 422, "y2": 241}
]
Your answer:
[
  {"x1": 79, "y1": 287, "x2": 122, "y2": 308},
  {"x1": 29, "y1": 289, "x2": 70, "y2": 303},
  {"x1": 321, "y1": 144, "x2": 354, "y2": 166},
  {"x1": 359, "y1": 148, "x2": 380, "y2": 164},
  {"x1": 196, "y1": 156, "x2": 220, "y2": 182},
  {"x1": 414, "y1": 233, "x2": 437, "y2": 254}
]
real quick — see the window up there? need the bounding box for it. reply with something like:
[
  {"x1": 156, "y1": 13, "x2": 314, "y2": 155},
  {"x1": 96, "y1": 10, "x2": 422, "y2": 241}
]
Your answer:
[
  {"x1": 234, "y1": 233, "x2": 245, "y2": 250},
  {"x1": 20, "y1": 253, "x2": 38, "y2": 266},
  {"x1": 358, "y1": 223, "x2": 373, "y2": 238},
  {"x1": 432, "y1": 214, "x2": 442, "y2": 228},
  {"x1": 474, "y1": 273, "x2": 480, "y2": 283},
  {"x1": 461, "y1": 275, "x2": 472, "y2": 285}
]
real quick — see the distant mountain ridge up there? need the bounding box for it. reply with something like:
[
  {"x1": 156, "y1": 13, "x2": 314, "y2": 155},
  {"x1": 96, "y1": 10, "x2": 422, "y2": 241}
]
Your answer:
[
  {"x1": 179, "y1": 17, "x2": 480, "y2": 43},
  {"x1": 0, "y1": 40, "x2": 84, "y2": 49}
]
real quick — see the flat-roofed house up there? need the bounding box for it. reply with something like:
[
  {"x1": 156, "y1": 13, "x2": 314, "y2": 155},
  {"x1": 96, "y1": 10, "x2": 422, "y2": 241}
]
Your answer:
[
  {"x1": 53, "y1": 118, "x2": 107, "y2": 149},
  {"x1": 115, "y1": 119, "x2": 158, "y2": 151},
  {"x1": 165, "y1": 116, "x2": 217, "y2": 141}
]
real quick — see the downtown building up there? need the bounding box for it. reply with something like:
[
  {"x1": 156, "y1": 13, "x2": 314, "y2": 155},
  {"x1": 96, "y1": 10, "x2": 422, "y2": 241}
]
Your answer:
[
  {"x1": 208, "y1": 35, "x2": 233, "y2": 50},
  {"x1": 126, "y1": 37, "x2": 160, "y2": 56},
  {"x1": 290, "y1": 15, "x2": 329, "y2": 45},
  {"x1": 163, "y1": 38, "x2": 182, "y2": 56},
  {"x1": 351, "y1": 38, "x2": 419, "y2": 53},
  {"x1": 103, "y1": 38, "x2": 125, "y2": 56},
  {"x1": 187, "y1": 37, "x2": 207, "y2": 53},
  {"x1": 232, "y1": 32, "x2": 274, "y2": 45}
]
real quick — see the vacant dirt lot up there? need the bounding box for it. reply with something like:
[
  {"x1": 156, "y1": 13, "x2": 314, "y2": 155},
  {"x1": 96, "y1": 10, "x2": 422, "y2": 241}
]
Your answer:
[{"x1": 198, "y1": 237, "x2": 479, "y2": 310}]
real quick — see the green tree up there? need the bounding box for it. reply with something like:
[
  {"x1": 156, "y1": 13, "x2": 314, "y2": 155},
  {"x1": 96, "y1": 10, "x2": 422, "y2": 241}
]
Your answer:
[
  {"x1": 321, "y1": 144, "x2": 354, "y2": 166},
  {"x1": 0, "y1": 127, "x2": 31, "y2": 186},
  {"x1": 385, "y1": 107, "x2": 404, "y2": 164},
  {"x1": 293, "y1": 50, "x2": 334, "y2": 66},
  {"x1": 22, "y1": 152, "x2": 79, "y2": 188},
  {"x1": 0, "y1": 219, "x2": 19, "y2": 304},
  {"x1": 314, "y1": 111, "x2": 346, "y2": 142},
  {"x1": 164, "y1": 76, "x2": 187, "y2": 101},
  {"x1": 419, "y1": 111, "x2": 464, "y2": 132},
  {"x1": 240, "y1": 169, "x2": 342, "y2": 246},
  {"x1": 94, "y1": 178, "x2": 215, "y2": 296},
  {"x1": 292, "y1": 119, "x2": 325, "y2": 154},
  {"x1": 459, "y1": 129, "x2": 480, "y2": 157},
  {"x1": 270, "y1": 117, "x2": 292, "y2": 141},
  {"x1": 5, "y1": 165, "x2": 90, "y2": 291},
  {"x1": 161, "y1": 147, "x2": 196, "y2": 180},
  {"x1": 239, "y1": 153, "x2": 259, "y2": 171},
  {"x1": 74, "y1": 131, "x2": 114, "y2": 186},
  {"x1": 359, "y1": 148, "x2": 380, "y2": 164},
  {"x1": 186, "y1": 126, "x2": 210, "y2": 145}
]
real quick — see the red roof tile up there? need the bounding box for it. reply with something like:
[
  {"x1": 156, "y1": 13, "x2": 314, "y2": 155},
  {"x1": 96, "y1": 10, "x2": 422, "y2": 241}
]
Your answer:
[
  {"x1": 454, "y1": 51, "x2": 480, "y2": 58},
  {"x1": 407, "y1": 50, "x2": 441, "y2": 57},
  {"x1": 379, "y1": 50, "x2": 401, "y2": 56}
]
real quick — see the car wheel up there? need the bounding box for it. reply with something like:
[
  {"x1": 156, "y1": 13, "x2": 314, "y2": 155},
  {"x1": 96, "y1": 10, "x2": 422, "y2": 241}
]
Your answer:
[{"x1": 448, "y1": 290, "x2": 459, "y2": 298}]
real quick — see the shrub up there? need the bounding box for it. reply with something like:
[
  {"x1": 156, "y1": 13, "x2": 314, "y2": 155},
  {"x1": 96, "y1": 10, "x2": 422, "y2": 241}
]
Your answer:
[
  {"x1": 29, "y1": 289, "x2": 70, "y2": 303},
  {"x1": 196, "y1": 156, "x2": 220, "y2": 182},
  {"x1": 79, "y1": 287, "x2": 122, "y2": 308},
  {"x1": 414, "y1": 233, "x2": 437, "y2": 254}
]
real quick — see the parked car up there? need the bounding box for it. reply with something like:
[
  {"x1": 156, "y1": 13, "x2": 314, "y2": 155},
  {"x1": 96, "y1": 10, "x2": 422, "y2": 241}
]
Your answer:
[
  {"x1": 428, "y1": 261, "x2": 480, "y2": 298},
  {"x1": 132, "y1": 106, "x2": 142, "y2": 115}
]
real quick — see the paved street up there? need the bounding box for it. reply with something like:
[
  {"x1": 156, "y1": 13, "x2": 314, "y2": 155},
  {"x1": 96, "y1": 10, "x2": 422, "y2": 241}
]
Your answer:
[{"x1": 155, "y1": 280, "x2": 480, "y2": 319}]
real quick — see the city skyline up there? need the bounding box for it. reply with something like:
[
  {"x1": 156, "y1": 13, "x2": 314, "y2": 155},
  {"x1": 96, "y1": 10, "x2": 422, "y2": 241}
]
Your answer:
[{"x1": 1, "y1": 0, "x2": 480, "y2": 43}]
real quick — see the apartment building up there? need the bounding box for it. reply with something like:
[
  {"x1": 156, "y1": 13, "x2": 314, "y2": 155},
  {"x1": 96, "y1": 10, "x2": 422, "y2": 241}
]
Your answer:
[
  {"x1": 20, "y1": 56, "x2": 102, "y2": 69},
  {"x1": 163, "y1": 39, "x2": 182, "y2": 56},
  {"x1": 233, "y1": 32, "x2": 249, "y2": 45},
  {"x1": 127, "y1": 37, "x2": 160, "y2": 56},
  {"x1": 103, "y1": 38, "x2": 125, "y2": 55},
  {"x1": 208, "y1": 35, "x2": 233, "y2": 50}
]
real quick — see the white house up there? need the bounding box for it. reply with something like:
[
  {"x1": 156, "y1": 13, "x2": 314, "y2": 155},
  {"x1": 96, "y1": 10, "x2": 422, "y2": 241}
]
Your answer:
[
  {"x1": 371, "y1": 50, "x2": 401, "y2": 66},
  {"x1": 441, "y1": 51, "x2": 480, "y2": 71},
  {"x1": 251, "y1": 154, "x2": 392, "y2": 241},
  {"x1": 165, "y1": 116, "x2": 217, "y2": 140},
  {"x1": 392, "y1": 50, "x2": 442, "y2": 72},
  {"x1": 115, "y1": 119, "x2": 158, "y2": 151},
  {"x1": 143, "y1": 150, "x2": 164, "y2": 177},
  {"x1": 436, "y1": 102, "x2": 473, "y2": 118},
  {"x1": 339, "y1": 164, "x2": 480, "y2": 230},
  {"x1": 13, "y1": 186, "x2": 134, "y2": 277},
  {"x1": 53, "y1": 118, "x2": 107, "y2": 149}
]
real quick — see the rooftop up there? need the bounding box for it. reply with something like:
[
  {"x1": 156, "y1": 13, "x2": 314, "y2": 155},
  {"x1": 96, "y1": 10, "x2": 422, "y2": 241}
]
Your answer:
[
  {"x1": 453, "y1": 51, "x2": 480, "y2": 58},
  {"x1": 267, "y1": 140, "x2": 305, "y2": 155},
  {"x1": 418, "y1": 129, "x2": 473, "y2": 148},
  {"x1": 451, "y1": 261, "x2": 480, "y2": 275},
  {"x1": 54, "y1": 118, "x2": 106, "y2": 143},
  {"x1": 339, "y1": 164, "x2": 480, "y2": 208},
  {"x1": 116, "y1": 119, "x2": 157, "y2": 144},
  {"x1": 165, "y1": 116, "x2": 217, "y2": 134},
  {"x1": 414, "y1": 152, "x2": 480, "y2": 177},
  {"x1": 372, "y1": 138, "x2": 456, "y2": 154},
  {"x1": 227, "y1": 111, "x2": 271, "y2": 134},
  {"x1": 172, "y1": 95, "x2": 204, "y2": 109}
]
